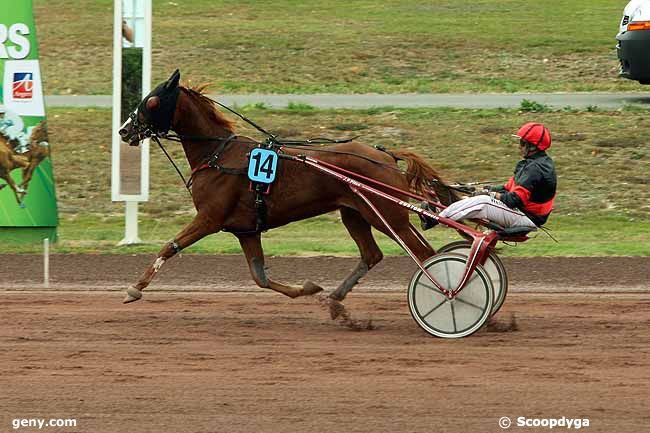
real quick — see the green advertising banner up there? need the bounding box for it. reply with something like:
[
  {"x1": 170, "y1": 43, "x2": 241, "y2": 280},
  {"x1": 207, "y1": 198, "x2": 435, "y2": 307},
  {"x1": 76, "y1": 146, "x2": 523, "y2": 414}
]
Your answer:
[{"x1": 0, "y1": 0, "x2": 58, "y2": 241}]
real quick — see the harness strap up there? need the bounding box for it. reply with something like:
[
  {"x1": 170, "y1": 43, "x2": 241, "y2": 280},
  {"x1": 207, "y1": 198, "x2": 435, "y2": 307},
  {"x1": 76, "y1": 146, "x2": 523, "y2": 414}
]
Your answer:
[
  {"x1": 191, "y1": 138, "x2": 272, "y2": 235},
  {"x1": 170, "y1": 240, "x2": 182, "y2": 254},
  {"x1": 190, "y1": 162, "x2": 247, "y2": 179},
  {"x1": 374, "y1": 144, "x2": 399, "y2": 161},
  {"x1": 253, "y1": 183, "x2": 268, "y2": 232},
  {"x1": 222, "y1": 185, "x2": 268, "y2": 235},
  {"x1": 204, "y1": 133, "x2": 238, "y2": 162},
  {"x1": 188, "y1": 134, "x2": 247, "y2": 185}
]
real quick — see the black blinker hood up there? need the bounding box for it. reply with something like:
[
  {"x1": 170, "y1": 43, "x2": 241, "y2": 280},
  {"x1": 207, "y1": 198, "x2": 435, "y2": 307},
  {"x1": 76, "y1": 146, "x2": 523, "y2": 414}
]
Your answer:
[{"x1": 137, "y1": 69, "x2": 181, "y2": 134}]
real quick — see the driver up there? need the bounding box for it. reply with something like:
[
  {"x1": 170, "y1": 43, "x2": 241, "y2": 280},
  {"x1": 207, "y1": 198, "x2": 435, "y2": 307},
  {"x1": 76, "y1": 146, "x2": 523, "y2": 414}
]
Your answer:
[{"x1": 426, "y1": 122, "x2": 557, "y2": 229}]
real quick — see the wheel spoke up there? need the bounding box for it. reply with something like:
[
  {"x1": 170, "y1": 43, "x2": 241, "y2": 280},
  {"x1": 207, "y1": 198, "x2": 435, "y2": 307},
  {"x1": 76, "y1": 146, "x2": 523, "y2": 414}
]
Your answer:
[
  {"x1": 419, "y1": 281, "x2": 445, "y2": 295},
  {"x1": 443, "y1": 260, "x2": 451, "y2": 288},
  {"x1": 421, "y1": 298, "x2": 447, "y2": 319},
  {"x1": 451, "y1": 302, "x2": 457, "y2": 332},
  {"x1": 455, "y1": 297, "x2": 484, "y2": 312}
]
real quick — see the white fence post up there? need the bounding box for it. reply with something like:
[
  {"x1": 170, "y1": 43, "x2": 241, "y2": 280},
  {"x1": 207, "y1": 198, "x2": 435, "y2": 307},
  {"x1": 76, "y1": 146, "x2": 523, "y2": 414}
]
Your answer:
[{"x1": 112, "y1": 0, "x2": 152, "y2": 245}]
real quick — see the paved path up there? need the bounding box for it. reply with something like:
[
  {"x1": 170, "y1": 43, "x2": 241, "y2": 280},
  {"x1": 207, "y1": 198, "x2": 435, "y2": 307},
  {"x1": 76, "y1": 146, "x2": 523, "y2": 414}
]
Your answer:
[{"x1": 45, "y1": 92, "x2": 650, "y2": 109}]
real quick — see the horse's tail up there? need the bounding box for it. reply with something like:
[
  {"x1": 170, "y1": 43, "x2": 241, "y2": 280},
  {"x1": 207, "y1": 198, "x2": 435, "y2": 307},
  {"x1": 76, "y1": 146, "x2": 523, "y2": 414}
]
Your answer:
[{"x1": 390, "y1": 150, "x2": 462, "y2": 205}]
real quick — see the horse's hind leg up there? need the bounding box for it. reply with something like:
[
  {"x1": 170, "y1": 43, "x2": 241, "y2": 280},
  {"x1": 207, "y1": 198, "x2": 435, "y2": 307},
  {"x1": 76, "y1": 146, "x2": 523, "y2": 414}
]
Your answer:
[
  {"x1": 387, "y1": 223, "x2": 436, "y2": 262},
  {"x1": 353, "y1": 202, "x2": 436, "y2": 261},
  {"x1": 330, "y1": 207, "x2": 383, "y2": 303},
  {"x1": 123, "y1": 215, "x2": 215, "y2": 303},
  {"x1": 237, "y1": 233, "x2": 323, "y2": 298},
  {"x1": 406, "y1": 223, "x2": 436, "y2": 259}
]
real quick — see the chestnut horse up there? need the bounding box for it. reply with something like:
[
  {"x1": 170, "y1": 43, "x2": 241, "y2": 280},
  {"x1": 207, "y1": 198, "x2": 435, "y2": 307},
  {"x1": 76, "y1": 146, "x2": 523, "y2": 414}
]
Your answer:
[
  {"x1": 119, "y1": 70, "x2": 459, "y2": 316},
  {"x1": 0, "y1": 133, "x2": 29, "y2": 205},
  {"x1": 0, "y1": 120, "x2": 50, "y2": 206},
  {"x1": 20, "y1": 120, "x2": 51, "y2": 191}
]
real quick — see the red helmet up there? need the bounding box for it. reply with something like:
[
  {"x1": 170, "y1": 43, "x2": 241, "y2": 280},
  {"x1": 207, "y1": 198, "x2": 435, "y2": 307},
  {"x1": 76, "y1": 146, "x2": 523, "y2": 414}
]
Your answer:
[{"x1": 513, "y1": 122, "x2": 551, "y2": 151}]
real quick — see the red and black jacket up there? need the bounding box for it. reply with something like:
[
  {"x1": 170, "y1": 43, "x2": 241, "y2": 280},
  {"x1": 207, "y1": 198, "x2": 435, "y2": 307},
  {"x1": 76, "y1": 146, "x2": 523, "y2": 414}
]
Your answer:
[{"x1": 492, "y1": 151, "x2": 557, "y2": 226}]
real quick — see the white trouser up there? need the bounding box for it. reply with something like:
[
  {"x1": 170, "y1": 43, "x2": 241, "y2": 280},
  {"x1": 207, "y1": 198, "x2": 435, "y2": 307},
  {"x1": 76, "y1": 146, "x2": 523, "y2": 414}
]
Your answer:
[{"x1": 439, "y1": 195, "x2": 536, "y2": 228}]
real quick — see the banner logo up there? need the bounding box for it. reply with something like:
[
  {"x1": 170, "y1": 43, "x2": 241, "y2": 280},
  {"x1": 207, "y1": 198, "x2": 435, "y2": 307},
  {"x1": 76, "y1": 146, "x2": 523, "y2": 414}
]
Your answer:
[{"x1": 12, "y1": 72, "x2": 33, "y2": 100}]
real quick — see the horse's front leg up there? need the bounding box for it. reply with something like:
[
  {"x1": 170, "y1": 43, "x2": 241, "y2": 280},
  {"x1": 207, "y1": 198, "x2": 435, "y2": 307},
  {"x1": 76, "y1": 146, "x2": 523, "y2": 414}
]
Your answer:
[
  {"x1": 0, "y1": 172, "x2": 25, "y2": 205},
  {"x1": 123, "y1": 215, "x2": 216, "y2": 303},
  {"x1": 237, "y1": 233, "x2": 323, "y2": 298}
]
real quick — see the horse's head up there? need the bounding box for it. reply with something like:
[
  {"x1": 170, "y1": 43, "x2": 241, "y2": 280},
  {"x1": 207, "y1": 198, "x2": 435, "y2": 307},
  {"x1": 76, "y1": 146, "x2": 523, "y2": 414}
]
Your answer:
[
  {"x1": 31, "y1": 120, "x2": 48, "y2": 144},
  {"x1": 119, "y1": 69, "x2": 181, "y2": 146}
]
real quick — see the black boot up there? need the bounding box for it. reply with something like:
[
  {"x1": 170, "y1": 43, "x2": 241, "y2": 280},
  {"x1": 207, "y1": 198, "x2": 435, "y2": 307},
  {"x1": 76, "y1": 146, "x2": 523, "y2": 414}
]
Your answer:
[{"x1": 419, "y1": 202, "x2": 439, "y2": 230}]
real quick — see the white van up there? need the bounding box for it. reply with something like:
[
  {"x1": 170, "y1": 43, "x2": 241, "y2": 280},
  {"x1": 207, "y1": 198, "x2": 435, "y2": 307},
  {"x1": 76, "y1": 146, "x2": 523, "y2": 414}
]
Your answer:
[{"x1": 616, "y1": 0, "x2": 650, "y2": 84}]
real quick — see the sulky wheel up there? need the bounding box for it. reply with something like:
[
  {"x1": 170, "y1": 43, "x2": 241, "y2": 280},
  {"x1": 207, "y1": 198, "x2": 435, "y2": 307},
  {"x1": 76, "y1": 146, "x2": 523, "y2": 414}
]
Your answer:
[
  {"x1": 438, "y1": 240, "x2": 508, "y2": 316},
  {"x1": 408, "y1": 253, "x2": 493, "y2": 338}
]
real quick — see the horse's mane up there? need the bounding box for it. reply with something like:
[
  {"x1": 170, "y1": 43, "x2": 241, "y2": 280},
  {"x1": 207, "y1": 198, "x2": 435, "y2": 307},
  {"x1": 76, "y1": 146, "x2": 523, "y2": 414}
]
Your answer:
[{"x1": 181, "y1": 84, "x2": 235, "y2": 131}]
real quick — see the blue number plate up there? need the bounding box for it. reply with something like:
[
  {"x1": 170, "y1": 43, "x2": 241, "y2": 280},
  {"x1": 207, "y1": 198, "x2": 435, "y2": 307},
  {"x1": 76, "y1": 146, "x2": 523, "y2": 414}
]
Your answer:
[{"x1": 247, "y1": 148, "x2": 278, "y2": 184}]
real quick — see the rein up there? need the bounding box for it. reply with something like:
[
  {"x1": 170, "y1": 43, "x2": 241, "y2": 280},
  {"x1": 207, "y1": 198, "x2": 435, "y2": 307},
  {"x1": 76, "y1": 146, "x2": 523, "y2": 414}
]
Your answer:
[
  {"x1": 151, "y1": 135, "x2": 192, "y2": 195},
  {"x1": 148, "y1": 96, "x2": 501, "y2": 201}
]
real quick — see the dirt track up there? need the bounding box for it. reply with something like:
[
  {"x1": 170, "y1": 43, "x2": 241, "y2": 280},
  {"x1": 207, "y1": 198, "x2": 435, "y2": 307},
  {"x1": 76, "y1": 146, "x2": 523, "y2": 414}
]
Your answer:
[
  {"x1": 1, "y1": 254, "x2": 649, "y2": 291},
  {"x1": 1, "y1": 255, "x2": 650, "y2": 433}
]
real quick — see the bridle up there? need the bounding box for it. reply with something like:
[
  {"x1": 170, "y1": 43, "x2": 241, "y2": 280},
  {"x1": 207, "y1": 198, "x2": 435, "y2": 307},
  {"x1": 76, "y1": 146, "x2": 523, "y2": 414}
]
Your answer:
[{"x1": 126, "y1": 110, "x2": 157, "y2": 144}]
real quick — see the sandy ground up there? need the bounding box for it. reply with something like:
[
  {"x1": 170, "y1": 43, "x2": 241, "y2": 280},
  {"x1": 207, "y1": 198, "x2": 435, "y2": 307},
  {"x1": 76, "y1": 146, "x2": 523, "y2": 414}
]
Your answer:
[
  {"x1": 1, "y1": 254, "x2": 649, "y2": 292},
  {"x1": 1, "y1": 255, "x2": 649, "y2": 433}
]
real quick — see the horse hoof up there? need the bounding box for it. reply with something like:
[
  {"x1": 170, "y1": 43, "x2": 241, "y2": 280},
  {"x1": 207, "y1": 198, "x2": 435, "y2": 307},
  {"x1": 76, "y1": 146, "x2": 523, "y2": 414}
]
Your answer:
[
  {"x1": 123, "y1": 287, "x2": 142, "y2": 304},
  {"x1": 328, "y1": 298, "x2": 345, "y2": 320},
  {"x1": 302, "y1": 280, "x2": 323, "y2": 296}
]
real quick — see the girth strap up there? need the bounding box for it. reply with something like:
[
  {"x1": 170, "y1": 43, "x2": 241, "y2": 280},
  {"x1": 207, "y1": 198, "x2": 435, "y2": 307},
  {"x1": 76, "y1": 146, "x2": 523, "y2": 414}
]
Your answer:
[
  {"x1": 253, "y1": 183, "x2": 268, "y2": 232},
  {"x1": 222, "y1": 182, "x2": 270, "y2": 235}
]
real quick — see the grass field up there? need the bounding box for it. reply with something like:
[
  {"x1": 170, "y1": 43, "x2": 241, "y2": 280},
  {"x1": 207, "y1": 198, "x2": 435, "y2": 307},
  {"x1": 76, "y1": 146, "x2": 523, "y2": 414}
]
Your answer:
[
  {"x1": 2, "y1": 104, "x2": 647, "y2": 256},
  {"x1": 34, "y1": 0, "x2": 640, "y2": 95}
]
